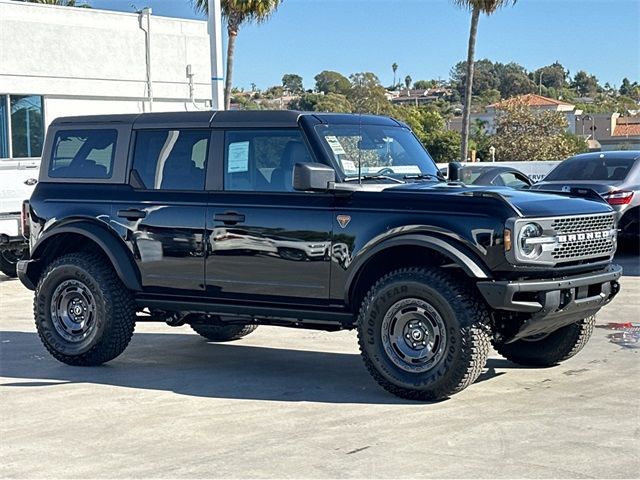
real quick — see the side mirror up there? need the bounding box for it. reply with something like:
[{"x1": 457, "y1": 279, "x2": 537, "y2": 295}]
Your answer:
[
  {"x1": 448, "y1": 162, "x2": 464, "y2": 182},
  {"x1": 293, "y1": 163, "x2": 336, "y2": 191}
]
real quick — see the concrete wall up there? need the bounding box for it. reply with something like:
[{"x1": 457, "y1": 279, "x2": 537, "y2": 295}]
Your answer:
[{"x1": 0, "y1": 0, "x2": 212, "y2": 125}]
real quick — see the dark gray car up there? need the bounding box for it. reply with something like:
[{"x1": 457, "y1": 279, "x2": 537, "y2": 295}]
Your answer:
[{"x1": 532, "y1": 151, "x2": 640, "y2": 240}]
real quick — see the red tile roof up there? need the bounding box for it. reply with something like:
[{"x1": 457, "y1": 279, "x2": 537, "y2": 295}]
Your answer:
[
  {"x1": 612, "y1": 124, "x2": 640, "y2": 137},
  {"x1": 488, "y1": 94, "x2": 574, "y2": 108}
]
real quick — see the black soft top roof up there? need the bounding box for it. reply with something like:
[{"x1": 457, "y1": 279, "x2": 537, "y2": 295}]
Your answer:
[{"x1": 49, "y1": 110, "x2": 404, "y2": 129}]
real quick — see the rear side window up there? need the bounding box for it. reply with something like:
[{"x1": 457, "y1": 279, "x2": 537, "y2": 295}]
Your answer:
[
  {"x1": 50, "y1": 129, "x2": 117, "y2": 178},
  {"x1": 546, "y1": 157, "x2": 638, "y2": 181},
  {"x1": 132, "y1": 129, "x2": 209, "y2": 190}
]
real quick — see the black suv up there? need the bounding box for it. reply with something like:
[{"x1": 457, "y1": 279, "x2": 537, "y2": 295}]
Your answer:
[{"x1": 18, "y1": 111, "x2": 622, "y2": 400}]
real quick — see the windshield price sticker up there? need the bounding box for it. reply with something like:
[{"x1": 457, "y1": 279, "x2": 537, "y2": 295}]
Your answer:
[
  {"x1": 341, "y1": 159, "x2": 357, "y2": 173},
  {"x1": 325, "y1": 136, "x2": 347, "y2": 156}
]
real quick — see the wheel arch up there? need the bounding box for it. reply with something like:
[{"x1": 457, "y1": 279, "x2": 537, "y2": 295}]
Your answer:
[
  {"x1": 27, "y1": 221, "x2": 142, "y2": 291},
  {"x1": 345, "y1": 234, "x2": 492, "y2": 311}
]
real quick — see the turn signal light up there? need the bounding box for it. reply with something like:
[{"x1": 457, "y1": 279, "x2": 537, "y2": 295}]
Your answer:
[
  {"x1": 504, "y1": 228, "x2": 512, "y2": 251},
  {"x1": 605, "y1": 191, "x2": 634, "y2": 206}
]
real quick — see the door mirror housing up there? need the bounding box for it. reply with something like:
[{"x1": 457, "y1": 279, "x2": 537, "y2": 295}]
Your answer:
[{"x1": 293, "y1": 163, "x2": 336, "y2": 191}]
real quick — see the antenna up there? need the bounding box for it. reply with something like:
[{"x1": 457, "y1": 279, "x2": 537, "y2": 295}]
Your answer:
[{"x1": 358, "y1": 114, "x2": 362, "y2": 184}]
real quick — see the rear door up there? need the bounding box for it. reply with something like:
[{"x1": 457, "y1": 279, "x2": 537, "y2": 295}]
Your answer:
[
  {"x1": 205, "y1": 128, "x2": 333, "y2": 304},
  {"x1": 111, "y1": 128, "x2": 211, "y2": 295}
]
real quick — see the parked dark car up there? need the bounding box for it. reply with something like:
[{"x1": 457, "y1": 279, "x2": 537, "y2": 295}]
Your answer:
[
  {"x1": 462, "y1": 165, "x2": 533, "y2": 188},
  {"x1": 18, "y1": 111, "x2": 622, "y2": 400},
  {"x1": 532, "y1": 151, "x2": 640, "y2": 241}
]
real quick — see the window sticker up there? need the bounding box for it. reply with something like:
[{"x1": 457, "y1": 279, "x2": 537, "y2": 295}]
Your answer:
[
  {"x1": 341, "y1": 159, "x2": 357, "y2": 173},
  {"x1": 325, "y1": 135, "x2": 346, "y2": 156},
  {"x1": 227, "y1": 141, "x2": 249, "y2": 173}
]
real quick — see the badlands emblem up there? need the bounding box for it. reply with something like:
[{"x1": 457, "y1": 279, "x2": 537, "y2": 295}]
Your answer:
[
  {"x1": 557, "y1": 230, "x2": 613, "y2": 243},
  {"x1": 337, "y1": 215, "x2": 351, "y2": 229}
]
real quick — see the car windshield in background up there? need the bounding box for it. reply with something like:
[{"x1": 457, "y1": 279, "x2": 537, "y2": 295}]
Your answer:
[
  {"x1": 545, "y1": 156, "x2": 637, "y2": 182},
  {"x1": 315, "y1": 124, "x2": 438, "y2": 179}
]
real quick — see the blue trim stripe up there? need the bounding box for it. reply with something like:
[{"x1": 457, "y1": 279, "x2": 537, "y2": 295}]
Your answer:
[{"x1": 211, "y1": 77, "x2": 224, "y2": 81}]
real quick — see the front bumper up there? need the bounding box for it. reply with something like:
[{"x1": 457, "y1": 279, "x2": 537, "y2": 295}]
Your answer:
[
  {"x1": 478, "y1": 264, "x2": 622, "y2": 341},
  {"x1": 17, "y1": 259, "x2": 36, "y2": 290}
]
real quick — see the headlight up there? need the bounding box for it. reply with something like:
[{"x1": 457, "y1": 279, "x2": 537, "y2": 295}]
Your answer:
[{"x1": 518, "y1": 223, "x2": 543, "y2": 258}]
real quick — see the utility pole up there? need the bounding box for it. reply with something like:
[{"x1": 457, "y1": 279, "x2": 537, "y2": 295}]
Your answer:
[{"x1": 207, "y1": 0, "x2": 224, "y2": 110}]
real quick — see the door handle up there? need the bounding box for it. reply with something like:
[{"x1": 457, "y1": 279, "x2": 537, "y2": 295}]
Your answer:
[
  {"x1": 214, "y1": 212, "x2": 245, "y2": 225},
  {"x1": 117, "y1": 209, "x2": 147, "y2": 220}
]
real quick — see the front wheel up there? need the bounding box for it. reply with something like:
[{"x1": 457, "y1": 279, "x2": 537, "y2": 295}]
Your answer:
[
  {"x1": 493, "y1": 316, "x2": 596, "y2": 367},
  {"x1": 34, "y1": 252, "x2": 136, "y2": 366},
  {"x1": 357, "y1": 267, "x2": 491, "y2": 401}
]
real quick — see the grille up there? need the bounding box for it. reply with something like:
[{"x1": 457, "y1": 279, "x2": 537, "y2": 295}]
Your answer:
[
  {"x1": 550, "y1": 213, "x2": 616, "y2": 261},
  {"x1": 550, "y1": 214, "x2": 615, "y2": 234}
]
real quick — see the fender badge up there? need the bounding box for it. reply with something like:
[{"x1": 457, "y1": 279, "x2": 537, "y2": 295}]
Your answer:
[{"x1": 337, "y1": 215, "x2": 351, "y2": 229}]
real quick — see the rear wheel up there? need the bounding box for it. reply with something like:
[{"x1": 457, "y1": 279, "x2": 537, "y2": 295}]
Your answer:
[
  {"x1": 357, "y1": 267, "x2": 491, "y2": 400},
  {"x1": 34, "y1": 252, "x2": 136, "y2": 366},
  {"x1": 493, "y1": 316, "x2": 596, "y2": 367},
  {"x1": 191, "y1": 322, "x2": 258, "y2": 342}
]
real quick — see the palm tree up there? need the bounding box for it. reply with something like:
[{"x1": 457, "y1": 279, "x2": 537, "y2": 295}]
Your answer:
[
  {"x1": 392, "y1": 62, "x2": 398, "y2": 87},
  {"x1": 193, "y1": 0, "x2": 282, "y2": 110},
  {"x1": 405, "y1": 75, "x2": 412, "y2": 91},
  {"x1": 453, "y1": 0, "x2": 516, "y2": 162}
]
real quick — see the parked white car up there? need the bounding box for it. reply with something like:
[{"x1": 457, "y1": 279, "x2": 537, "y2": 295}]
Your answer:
[{"x1": 0, "y1": 158, "x2": 40, "y2": 277}]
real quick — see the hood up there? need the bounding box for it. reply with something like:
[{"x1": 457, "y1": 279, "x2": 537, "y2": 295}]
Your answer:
[
  {"x1": 530, "y1": 180, "x2": 621, "y2": 195},
  {"x1": 389, "y1": 182, "x2": 614, "y2": 218}
]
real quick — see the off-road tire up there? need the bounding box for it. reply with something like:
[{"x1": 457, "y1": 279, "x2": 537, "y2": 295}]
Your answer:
[
  {"x1": 191, "y1": 323, "x2": 258, "y2": 342},
  {"x1": 357, "y1": 267, "x2": 491, "y2": 401},
  {"x1": 34, "y1": 252, "x2": 136, "y2": 366},
  {"x1": 493, "y1": 315, "x2": 596, "y2": 367},
  {"x1": 0, "y1": 250, "x2": 20, "y2": 278}
]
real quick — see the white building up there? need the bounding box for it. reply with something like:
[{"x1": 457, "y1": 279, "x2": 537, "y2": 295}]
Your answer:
[{"x1": 0, "y1": 0, "x2": 213, "y2": 159}]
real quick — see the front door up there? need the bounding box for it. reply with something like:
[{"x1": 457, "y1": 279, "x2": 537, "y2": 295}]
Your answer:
[
  {"x1": 205, "y1": 129, "x2": 333, "y2": 304},
  {"x1": 112, "y1": 128, "x2": 210, "y2": 294}
]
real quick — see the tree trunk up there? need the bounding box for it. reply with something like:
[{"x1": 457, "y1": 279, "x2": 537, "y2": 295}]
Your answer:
[
  {"x1": 461, "y1": 6, "x2": 480, "y2": 163},
  {"x1": 224, "y1": 27, "x2": 237, "y2": 110}
]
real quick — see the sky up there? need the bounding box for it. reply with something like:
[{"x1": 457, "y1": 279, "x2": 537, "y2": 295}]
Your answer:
[{"x1": 91, "y1": 0, "x2": 640, "y2": 91}]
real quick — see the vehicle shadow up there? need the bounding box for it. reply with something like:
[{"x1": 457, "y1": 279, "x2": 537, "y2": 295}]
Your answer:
[{"x1": 0, "y1": 330, "x2": 518, "y2": 405}]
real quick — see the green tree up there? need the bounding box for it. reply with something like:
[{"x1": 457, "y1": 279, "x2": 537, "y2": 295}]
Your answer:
[
  {"x1": 451, "y1": 59, "x2": 500, "y2": 96},
  {"x1": 392, "y1": 62, "x2": 398, "y2": 87},
  {"x1": 452, "y1": 0, "x2": 517, "y2": 163},
  {"x1": 413, "y1": 79, "x2": 437, "y2": 90},
  {"x1": 314, "y1": 93, "x2": 352, "y2": 113},
  {"x1": 314, "y1": 70, "x2": 351, "y2": 96},
  {"x1": 424, "y1": 131, "x2": 462, "y2": 163},
  {"x1": 571, "y1": 70, "x2": 600, "y2": 97},
  {"x1": 532, "y1": 62, "x2": 568, "y2": 91},
  {"x1": 348, "y1": 72, "x2": 392, "y2": 114},
  {"x1": 288, "y1": 92, "x2": 322, "y2": 111},
  {"x1": 496, "y1": 62, "x2": 535, "y2": 98},
  {"x1": 282, "y1": 73, "x2": 303, "y2": 94},
  {"x1": 404, "y1": 75, "x2": 412, "y2": 90},
  {"x1": 192, "y1": 0, "x2": 282, "y2": 110},
  {"x1": 492, "y1": 99, "x2": 586, "y2": 161}
]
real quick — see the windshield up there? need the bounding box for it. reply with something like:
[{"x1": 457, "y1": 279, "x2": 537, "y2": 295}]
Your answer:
[
  {"x1": 315, "y1": 124, "x2": 439, "y2": 179},
  {"x1": 545, "y1": 156, "x2": 638, "y2": 182}
]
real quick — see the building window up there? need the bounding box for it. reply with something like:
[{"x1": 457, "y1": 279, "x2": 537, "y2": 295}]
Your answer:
[
  {"x1": 0, "y1": 96, "x2": 8, "y2": 158},
  {"x1": 10, "y1": 95, "x2": 44, "y2": 158}
]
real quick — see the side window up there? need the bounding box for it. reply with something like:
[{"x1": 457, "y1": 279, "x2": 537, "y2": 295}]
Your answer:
[
  {"x1": 132, "y1": 129, "x2": 209, "y2": 190},
  {"x1": 500, "y1": 172, "x2": 529, "y2": 189},
  {"x1": 224, "y1": 129, "x2": 315, "y2": 192},
  {"x1": 49, "y1": 129, "x2": 117, "y2": 179}
]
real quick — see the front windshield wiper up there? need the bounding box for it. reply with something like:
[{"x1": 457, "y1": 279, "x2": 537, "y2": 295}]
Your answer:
[
  {"x1": 403, "y1": 173, "x2": 446, "y2": 182},
  {"x1": 343, "y1": 174, "x2": 405, "y2": 184}
]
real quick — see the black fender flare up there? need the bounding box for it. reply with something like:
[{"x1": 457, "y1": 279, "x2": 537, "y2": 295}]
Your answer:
[
  {"x1": 344, "y1": 233, "x2": 492, "y2": 305},
  {"x1": 30, "y1": 221, "x2": 142, "y2": 291}
]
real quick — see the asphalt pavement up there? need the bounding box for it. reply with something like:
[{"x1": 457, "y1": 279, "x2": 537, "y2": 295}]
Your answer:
[{"x1": 1, "y1": 248, "x2": 638, "y2": 479}]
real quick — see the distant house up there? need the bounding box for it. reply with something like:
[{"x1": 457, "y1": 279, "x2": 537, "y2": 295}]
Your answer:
[
  {"x1": 448, "y1": 94, "x2": 582, "y2": 136},
  {"x1": 389, "y1": 88, "x2": 453, "y2": 106},
  {"x1": 582, "y1": 113, "x2": 640, "y2": 151}
]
